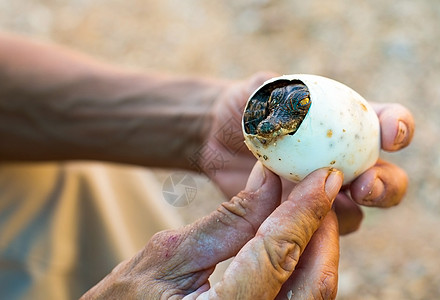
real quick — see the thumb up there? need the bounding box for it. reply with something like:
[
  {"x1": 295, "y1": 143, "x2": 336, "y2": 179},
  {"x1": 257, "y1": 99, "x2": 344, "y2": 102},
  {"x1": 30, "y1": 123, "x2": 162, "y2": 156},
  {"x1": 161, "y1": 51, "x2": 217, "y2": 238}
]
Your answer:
[
  {"x1": 85, "y1": 162, "x2": 282, "y2": 298},
  {"x1": 147, "y1": 161, "x2": 282, "y2": 283},
  {"x1": 179, "y1": 161, "x2": 282, "y2": 270}
]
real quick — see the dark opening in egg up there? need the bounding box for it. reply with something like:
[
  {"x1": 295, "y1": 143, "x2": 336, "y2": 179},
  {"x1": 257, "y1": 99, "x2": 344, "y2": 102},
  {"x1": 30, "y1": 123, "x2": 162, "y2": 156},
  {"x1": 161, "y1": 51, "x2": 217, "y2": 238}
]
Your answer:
[{"x1": 243, "y1": 79, "x2": 312, "y2": 142}]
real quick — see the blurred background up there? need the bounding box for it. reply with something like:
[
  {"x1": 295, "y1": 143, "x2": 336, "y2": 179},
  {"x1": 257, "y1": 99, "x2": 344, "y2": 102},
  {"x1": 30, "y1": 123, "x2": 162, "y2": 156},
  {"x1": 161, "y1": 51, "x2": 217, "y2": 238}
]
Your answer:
[{"x1": 1, "y1": 0, "x2": 439, "y2": 299}]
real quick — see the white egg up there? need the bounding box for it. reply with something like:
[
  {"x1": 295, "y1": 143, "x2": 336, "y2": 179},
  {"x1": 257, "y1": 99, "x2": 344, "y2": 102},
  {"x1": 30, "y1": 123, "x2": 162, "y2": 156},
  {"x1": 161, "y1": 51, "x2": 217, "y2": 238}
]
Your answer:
[{"x1": 242, "y1": 74, "x2": 380, "y2": 184}]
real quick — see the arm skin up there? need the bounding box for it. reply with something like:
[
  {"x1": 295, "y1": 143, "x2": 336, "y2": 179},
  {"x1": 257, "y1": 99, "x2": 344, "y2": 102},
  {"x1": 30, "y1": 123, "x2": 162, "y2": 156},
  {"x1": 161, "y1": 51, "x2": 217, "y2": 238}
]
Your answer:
[{"x1": 0, "y1": 32, "x2": 226, "y2": 169}]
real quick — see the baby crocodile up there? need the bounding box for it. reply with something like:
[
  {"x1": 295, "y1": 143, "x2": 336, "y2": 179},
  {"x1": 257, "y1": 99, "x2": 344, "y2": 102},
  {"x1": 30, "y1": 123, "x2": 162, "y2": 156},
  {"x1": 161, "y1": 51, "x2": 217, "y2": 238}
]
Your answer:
[{"x1": 244, "y1": 83, "x2": 311, "y2": 143}]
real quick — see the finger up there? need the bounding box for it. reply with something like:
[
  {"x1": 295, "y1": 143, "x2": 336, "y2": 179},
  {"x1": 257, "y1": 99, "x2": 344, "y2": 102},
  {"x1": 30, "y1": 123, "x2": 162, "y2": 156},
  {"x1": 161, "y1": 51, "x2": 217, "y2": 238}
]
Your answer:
[
  {"x1": 371, "y1": 102, "x2": 415, "y2": 151},
  {"x1": 206, "y1": 168, "x2": 343, "y2": 299},
  {"x1": 350, "y1": 159, "x2": 408, "y2": 207},
  {"x1": 276, "y1": 210, "x2": 339, "y2": 300},
  {"x1": 333, "y1": 192, "x2": 363, "y2": 235}
]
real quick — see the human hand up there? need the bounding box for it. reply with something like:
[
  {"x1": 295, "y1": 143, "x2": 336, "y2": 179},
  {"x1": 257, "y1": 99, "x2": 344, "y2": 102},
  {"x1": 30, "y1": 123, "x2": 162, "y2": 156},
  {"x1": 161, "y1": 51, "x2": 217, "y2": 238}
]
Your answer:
[
  {"x1": 200, "y1": 72, "x2": 415, "y2": 234},
  {"x1": 81, "y1": 163, "x2": 343, "y2": 299}
]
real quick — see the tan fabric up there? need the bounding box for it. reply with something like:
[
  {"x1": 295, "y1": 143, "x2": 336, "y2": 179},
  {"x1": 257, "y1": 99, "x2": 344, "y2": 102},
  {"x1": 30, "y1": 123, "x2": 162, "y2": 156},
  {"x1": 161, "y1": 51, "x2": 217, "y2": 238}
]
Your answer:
[{"x1": 0, "y1": 162, "x2": 184, "y2": 299}]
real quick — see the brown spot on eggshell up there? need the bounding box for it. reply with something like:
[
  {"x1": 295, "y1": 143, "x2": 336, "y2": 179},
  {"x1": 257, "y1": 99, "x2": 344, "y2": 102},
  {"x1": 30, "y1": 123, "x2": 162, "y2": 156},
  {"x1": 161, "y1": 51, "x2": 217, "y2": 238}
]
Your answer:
[
  {"x1": 289, "y1": 173, "x2": 302, "y2": 181},
  {"x1": 263, "y1": 155, "x2": 268, "y2": 160},
  {"x1": 360, "y1": 103, "x2": 368, "y2": 111},
  {"x1": 327, "y1": 129, "x2": 333, "y2": 138},
  {"x1": 330, "y1": 160, "x2": 336, "y2": 165}
]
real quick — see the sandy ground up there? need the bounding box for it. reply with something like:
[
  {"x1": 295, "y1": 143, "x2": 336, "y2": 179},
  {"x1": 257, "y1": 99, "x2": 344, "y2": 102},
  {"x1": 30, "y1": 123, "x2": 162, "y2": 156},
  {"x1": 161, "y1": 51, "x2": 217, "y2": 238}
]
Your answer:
[{"x1": 1, "y1": 0, "x2": 440, "y2": 299}]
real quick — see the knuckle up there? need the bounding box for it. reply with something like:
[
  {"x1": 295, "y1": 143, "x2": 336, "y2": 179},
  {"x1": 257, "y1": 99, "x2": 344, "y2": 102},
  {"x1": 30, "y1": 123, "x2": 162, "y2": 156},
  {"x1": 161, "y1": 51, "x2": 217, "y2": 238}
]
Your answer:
[
  {"x1": 216, "y1": 193, "x2": 257, "y2": 233},
  {"x1": 221, "y1": 194, "x2": 249, "y2": 217},
  {"x1": 261, "y1": 234, "x2": 302, "y2": 281},
  {"x1": 146, "y1": 229, "x2": 184, "y2": 260}
]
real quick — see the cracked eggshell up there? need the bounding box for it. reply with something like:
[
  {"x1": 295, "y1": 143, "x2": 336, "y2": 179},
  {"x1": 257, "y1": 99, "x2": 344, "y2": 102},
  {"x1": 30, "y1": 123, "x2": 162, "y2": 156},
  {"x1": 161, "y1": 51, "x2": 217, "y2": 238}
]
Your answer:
[{"x1": 242, "y1": 74, "x2": 380, "y2": 184}]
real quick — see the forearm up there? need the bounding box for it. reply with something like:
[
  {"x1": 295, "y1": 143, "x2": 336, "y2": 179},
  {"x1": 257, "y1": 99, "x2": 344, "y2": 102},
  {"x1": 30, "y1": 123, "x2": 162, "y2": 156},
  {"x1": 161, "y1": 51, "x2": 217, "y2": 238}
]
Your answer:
[{"x1": 0, "y1": 33, "x2": 226, "y2": 169}]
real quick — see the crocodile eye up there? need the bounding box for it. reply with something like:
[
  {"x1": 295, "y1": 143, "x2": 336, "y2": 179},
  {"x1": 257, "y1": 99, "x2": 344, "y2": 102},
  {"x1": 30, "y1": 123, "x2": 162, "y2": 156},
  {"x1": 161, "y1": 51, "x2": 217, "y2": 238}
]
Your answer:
[{"x1": 299, "y1": 97, "x2": 310, "y2": 107}]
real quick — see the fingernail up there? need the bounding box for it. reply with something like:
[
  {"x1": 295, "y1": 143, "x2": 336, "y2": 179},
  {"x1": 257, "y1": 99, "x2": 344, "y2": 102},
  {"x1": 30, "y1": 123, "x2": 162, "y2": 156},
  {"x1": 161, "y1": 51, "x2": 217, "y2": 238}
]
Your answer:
[
  {"x1": 325, "y1": 169, "x2": 343, "y2": 202},
  {"x1": 364, "y1": 177, "x2": 385, "y2": 201},
  {"x1": 245, "y1": 161, "x2": 266, "y2": 191},
  {"x1": 394, "y1": 121, "x2": 408, "y2": 145}
]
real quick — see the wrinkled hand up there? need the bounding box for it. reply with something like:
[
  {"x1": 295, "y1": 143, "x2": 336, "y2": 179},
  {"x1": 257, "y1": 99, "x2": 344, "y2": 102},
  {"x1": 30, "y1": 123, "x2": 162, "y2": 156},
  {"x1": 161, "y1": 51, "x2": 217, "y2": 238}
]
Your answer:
[
  {"x1": 202, "y1": 72, "x2": 415, "y2": 234},
  {"x1": 82, "y1": 163, "x2": 343, "y2": 299}
]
